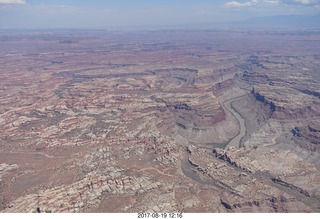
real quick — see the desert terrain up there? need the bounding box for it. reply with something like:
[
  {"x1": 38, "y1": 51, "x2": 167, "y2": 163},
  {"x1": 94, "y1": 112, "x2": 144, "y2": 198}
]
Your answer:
[{"x1": 0, "y1": 29, "x2": 320, "y2": 212}]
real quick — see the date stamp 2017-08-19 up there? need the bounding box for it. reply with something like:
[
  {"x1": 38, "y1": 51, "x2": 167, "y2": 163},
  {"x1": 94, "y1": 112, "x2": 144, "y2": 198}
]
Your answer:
[{"x1": 137, "y1": 213, "x2": 183, "y2": 218}]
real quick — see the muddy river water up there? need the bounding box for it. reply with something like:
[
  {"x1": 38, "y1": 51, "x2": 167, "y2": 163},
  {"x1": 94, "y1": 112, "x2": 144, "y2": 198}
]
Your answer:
[{"x1": 223, "y1": 95, "x2": 247, "y2": 149}]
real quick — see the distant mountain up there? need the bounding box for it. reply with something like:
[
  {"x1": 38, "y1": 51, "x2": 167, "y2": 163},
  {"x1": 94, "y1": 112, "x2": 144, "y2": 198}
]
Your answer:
[{"x1": 243, "y1": 14, "x2": 320, "y2": 29}]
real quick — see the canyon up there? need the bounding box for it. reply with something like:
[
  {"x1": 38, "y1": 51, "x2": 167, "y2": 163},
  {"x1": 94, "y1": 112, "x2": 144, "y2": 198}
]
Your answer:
[{"x1": 0, "y1": 29, "x2": 320, "y2": 212}]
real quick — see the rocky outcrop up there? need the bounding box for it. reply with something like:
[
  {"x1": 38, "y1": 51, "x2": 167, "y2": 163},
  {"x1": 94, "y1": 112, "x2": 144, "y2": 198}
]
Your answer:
[
  {"x1": 242, "y1": 71, "x2": 270, "y2": 85},
  {"x1": 291, "y1": 122, "x2": 320, "y2": 152},
  {"x1": 0, "y1": 163, "x2": 19, "y2": 183},
  {"x1": 2, "y1": 171, "x2": 161, "y2": 213},
  {"x1": 220, "y1": 196, "x2": 310, "y2": 213},
  {"x1": 271, "y1": 178, "x2": 310, "y2": 197},
  {"x1": 251, "y1": 88, "x2": 276, "y2": 112},
  {"x1": 212, "y1": 79, "x2": 235, "y2": 96},
  {"x1": 300, "y1": 89, "x2": 320, "y2": 99},
  {"x1": 185, "y1": 147, "x2": 312, "y2": 212},
  {"x1": 212, "y1": 148, "x2": 252, "y2": 173},
  {"x1": 249, "y1": 86, "x2": 320, "y2": 121}
]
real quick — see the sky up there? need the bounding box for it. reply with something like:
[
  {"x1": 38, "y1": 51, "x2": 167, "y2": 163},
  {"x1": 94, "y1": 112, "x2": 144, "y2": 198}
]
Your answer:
[{"x1": 0, "y1": 0, "x2": 319, "y2": 29}]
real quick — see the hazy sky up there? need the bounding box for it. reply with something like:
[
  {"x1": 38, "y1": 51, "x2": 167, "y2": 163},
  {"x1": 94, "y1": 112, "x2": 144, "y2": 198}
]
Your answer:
[{"x1": 0, "y1": 0, "x2": 319, "y2": 28}]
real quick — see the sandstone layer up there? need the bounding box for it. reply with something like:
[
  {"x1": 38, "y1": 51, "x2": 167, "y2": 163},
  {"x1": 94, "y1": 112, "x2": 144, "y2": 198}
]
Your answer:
[{"x1": 0, "y1": 29, "x2": 320, "y2": 212}]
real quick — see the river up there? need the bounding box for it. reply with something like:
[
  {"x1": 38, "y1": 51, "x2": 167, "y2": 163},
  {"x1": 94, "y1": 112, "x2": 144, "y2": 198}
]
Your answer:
[{"x1": 223, "y1": 94, "x2": 247, "y2": 149}]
